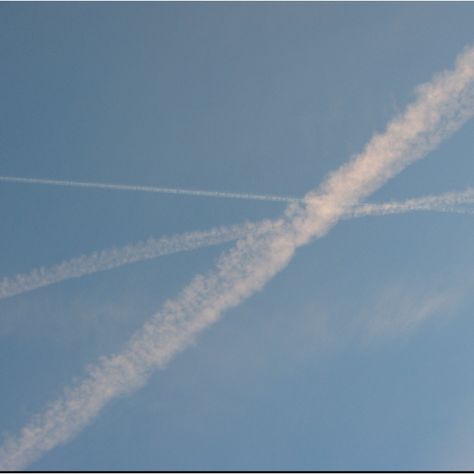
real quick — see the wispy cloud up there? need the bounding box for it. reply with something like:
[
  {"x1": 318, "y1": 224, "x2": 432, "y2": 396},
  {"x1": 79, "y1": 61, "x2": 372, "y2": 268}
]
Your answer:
[
  {"x1": 363, "y1": 284, "x2": 460, "y2": 340},
  {"x1": 2, "y1": 44, "x2": 474, "y2": 470}
]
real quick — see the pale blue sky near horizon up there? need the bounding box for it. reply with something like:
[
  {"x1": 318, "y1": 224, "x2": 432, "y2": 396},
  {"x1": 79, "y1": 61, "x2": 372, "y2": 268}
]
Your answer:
[{"x1": 2, "y1": 3, "x2": 474, "y2": 470}]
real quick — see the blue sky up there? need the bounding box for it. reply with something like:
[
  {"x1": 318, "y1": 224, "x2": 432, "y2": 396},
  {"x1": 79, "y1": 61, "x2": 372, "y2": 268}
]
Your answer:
[{"x1": 2, "y1": 3, "x2": 474, "y2": 470}]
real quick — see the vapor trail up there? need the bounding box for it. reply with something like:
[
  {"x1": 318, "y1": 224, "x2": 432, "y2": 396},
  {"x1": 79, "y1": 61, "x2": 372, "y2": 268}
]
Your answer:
[
  {"x1": 2, "y1": 44, "x2": 474, "y2": 471},
  {"x1": 349, "y1": 187, "x2": 474, "y2": 218},
  {"x1": 0, "y1": 222, "x2": 255, "y2": 301},
  {"x1": 0, "y1": 175, "x2": 301, "y2": 203},
  {"x1": 1, "y1": 189, "x2": 473, "y2": 303}
]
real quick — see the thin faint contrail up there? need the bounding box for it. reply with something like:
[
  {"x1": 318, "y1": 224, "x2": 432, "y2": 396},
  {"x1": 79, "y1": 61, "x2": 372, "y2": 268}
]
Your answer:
[
  {"x1": 0, "y1": 189, "x2": 473, "y2": 302},
  {"x1": 0, "y1": 175, "x2": 302, "y2": 203},
  {"x1": 349, "y1": 187, "x2": 474, "y2": 218},
  {"x1": 3, "y1": 174, "x2": 474, "y2": 210},
  {"x1": 2, "y1": 44, "x2": 474, "y2": 471}
]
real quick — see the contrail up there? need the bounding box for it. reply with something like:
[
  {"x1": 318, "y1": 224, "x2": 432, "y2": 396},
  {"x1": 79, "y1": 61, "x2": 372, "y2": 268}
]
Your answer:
[
  {"x1": 349, "y1": 187, "x2": 474, "y2": 218},
  {"x1": 0, "y1": 190, "x2": 473, "y2": 303},
  {"x1": 2, "y1": 44, "x2": 474, "y2": 471},
  {"x1": 0, "y1": 175, "x2": 301, "y2": 203},
  {"x1": 0, "y1": 222, "x2": 256, "y2": 301},
  {"x1": 5, "y1": 174, "x2": 474, "y2": 211}
]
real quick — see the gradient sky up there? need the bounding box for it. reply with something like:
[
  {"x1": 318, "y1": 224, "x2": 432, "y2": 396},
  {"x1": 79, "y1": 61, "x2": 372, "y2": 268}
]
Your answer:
[{"x1": 2, "y1": 3, "x2": 474, "y2": 470}]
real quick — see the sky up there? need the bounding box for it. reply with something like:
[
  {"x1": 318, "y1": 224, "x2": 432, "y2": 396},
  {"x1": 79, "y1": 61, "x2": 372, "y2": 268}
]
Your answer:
[{"x1": 2, "y1": 3, "x2": 474, "y2": 471}]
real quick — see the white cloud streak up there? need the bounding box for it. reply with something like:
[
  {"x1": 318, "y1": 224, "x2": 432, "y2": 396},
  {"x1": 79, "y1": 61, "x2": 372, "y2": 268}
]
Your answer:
[
  {"x1": 364, "y1": 285, "x2": 459, "y2": 340},
  {"x1": 1, "y1": 190, "x2": 473, "y2": 303},
  {"x1": 2, "y1": 44, "x2": 474, "y2": 470}
]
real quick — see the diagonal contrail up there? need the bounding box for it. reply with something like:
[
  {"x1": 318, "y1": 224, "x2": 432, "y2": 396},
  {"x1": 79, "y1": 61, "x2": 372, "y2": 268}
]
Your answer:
[
  {"x1": 0, "y1": 175, "x2": 301, "y2": 203},
  {"x1": 0, "y1": 189, "x2": 473, "y2": 303},
  {"x1": 2, "y1": 44, "x2": 474, "y2": 471},
  {"x1": 0, "y1": 221, "x2": 255, "y2": 301}
]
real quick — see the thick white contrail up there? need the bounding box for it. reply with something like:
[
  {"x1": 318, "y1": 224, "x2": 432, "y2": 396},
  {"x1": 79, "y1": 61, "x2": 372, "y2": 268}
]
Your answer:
[
  {"x1": 0, "y1": 189, "x2": 473, "y2": 303},
  {"x1": 2, "y1": 44, "x2": 474, "y2": 471},
  {"x1": 0, "y1": 175, "x2": 301, "y2": 203}
]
